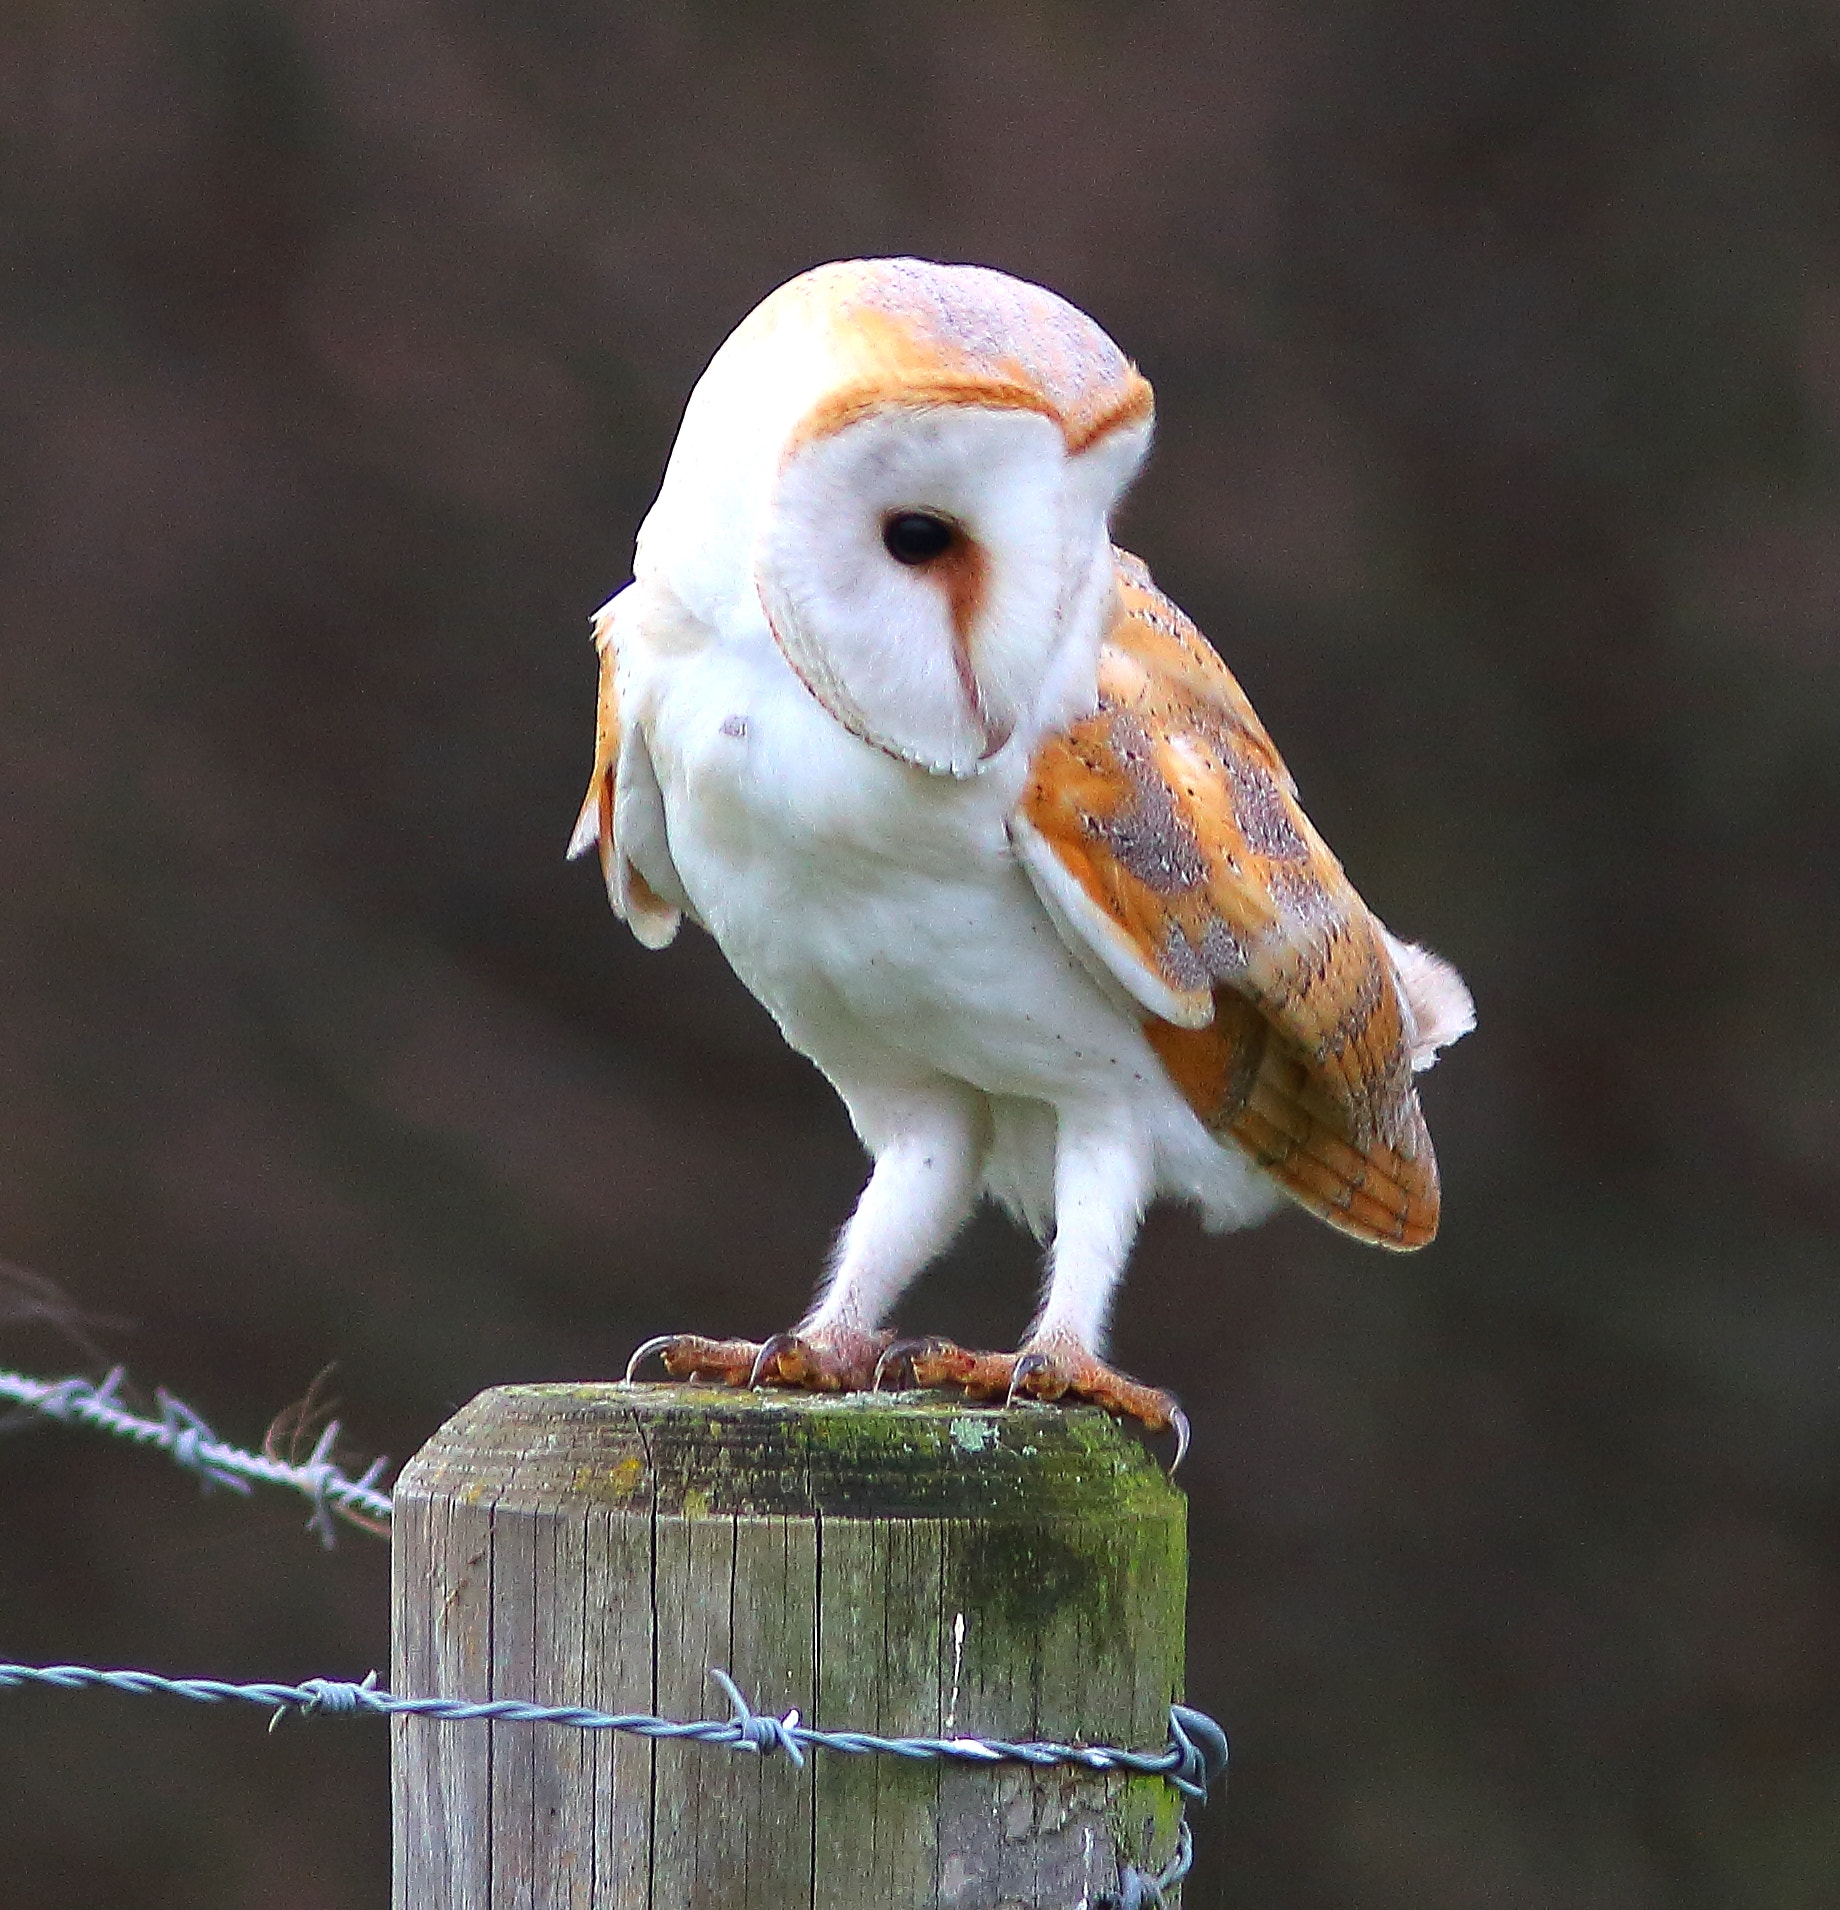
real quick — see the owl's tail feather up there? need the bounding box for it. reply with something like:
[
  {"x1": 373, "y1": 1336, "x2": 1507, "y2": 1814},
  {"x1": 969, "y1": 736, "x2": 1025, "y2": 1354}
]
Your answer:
[
  {"x1": 1146, "y1": 995, "x2": 1442, "y2": 1249},
  {"x1": 1228, "y1": 1042, "x2": 1440, "y2": 1249}
]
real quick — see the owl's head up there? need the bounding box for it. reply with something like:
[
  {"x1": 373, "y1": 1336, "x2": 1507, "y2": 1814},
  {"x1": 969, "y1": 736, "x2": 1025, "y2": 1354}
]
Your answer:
[{"x1": 634, "y1": 259, "x2": 1155, "y2": 775}]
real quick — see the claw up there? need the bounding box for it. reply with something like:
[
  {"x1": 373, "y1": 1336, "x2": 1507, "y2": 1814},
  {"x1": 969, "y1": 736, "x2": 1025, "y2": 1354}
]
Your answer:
[
  {"x1": 749, "y1": 1332, "x2": 812, "y2": 1389},
  {"x1": 1006, "y1": 1350, "x2": 1062, "y2": 1407},
  {"x1": 624, "y1": 1333, "x2": 680, "y2": 1382},
  {"x1": 872, "y1": 1340, "x2": 917, "y2": 1390},
  {"x1": 622, "y1": 1333, "x2": 763, "y2": 1386},
  {"x1": 874, "y1": 1335, "x2": 962, "y2": 1392},
  {"x1": 748, "y1": 1335, "x2": 789, "y2": 1388}
]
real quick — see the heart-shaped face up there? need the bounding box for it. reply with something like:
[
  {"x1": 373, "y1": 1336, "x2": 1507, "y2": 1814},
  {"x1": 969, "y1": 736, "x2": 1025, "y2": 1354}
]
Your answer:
[{"x1": 633, "y1": 258, "x2": 1154, "y2": 775}]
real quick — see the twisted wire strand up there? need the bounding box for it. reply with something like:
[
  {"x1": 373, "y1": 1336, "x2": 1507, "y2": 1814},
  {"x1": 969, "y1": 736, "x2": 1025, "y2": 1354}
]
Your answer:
[
  {"x1": 0, "y1": 1660, "x2": 1228, "y2": 1803},
  {"x1": 0, "y1": 1367, "x2": 393, "y2": 1543},
  {"x1": 1101, "y1": 1823, "x2": 1194, "y2": 1908}
]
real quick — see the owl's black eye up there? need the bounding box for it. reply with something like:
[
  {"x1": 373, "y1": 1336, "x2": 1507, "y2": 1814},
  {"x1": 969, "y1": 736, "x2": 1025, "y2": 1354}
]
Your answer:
[{"x1": 882, "y1": 512, "x2": 957, "y2": 566}]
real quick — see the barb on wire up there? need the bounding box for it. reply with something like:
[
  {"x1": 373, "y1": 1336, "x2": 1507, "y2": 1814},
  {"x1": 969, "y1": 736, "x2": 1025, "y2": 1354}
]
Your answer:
[
  {"x1": 0, "y1": 1660, "x2": 1228, "y2": 1806},
  {"x1": 0, "y1": 1367, "x2": 393, "y2": 1543},
  {"x1": 1101, "y1": 1823, "x2": 1194, "y2": 1908}
]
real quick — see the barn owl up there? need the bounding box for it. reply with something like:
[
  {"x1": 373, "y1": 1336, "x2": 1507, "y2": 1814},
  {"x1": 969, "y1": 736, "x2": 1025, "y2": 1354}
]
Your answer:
[{"x1": 571, "y1": 259, "x2": 1472, "y2": 1454}]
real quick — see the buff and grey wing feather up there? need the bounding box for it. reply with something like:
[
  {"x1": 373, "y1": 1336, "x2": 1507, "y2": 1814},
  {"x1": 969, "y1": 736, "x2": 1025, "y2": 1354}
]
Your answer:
[
  {"x1": 1012, "y1": 549, "x2": 1473, "y2": 1247},
  {"x1": 567, "y1": 592, "x2": 687, "y2": 950}
]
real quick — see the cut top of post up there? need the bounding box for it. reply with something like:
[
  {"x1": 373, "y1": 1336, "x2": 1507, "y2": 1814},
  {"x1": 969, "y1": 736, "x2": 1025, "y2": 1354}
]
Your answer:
[{"x1": 396, "y1": 1381, "x2": 1183, "y2": 1522}]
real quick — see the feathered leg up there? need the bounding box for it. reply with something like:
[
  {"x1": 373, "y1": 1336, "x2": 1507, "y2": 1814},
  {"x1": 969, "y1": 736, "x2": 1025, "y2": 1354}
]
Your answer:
[
  {"x1": 883, "y1": 1107, "x2": 1187, "y2": 1456},
  {"x1": 1030, "y1": 1111, "x2": 1154, "y2": 1354}
]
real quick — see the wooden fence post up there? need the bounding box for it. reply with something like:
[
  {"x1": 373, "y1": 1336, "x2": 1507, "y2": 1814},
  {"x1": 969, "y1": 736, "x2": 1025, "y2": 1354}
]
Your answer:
[{"x1": 392, "y1": 1382, "x2": 1189, "y2": 1907}]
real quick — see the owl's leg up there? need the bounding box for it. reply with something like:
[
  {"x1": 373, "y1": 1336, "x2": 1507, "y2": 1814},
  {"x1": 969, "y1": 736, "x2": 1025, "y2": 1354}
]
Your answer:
[
  {"x1": 1029, "y1": 1111, "x2": 1154, "y2": 1356},
  {"x1": 886, "y1": 1110, "x2": 1187, "y2": 1458},
  {"x1": 627, "y1": 1082, "x2": 988, "y2": 1394},
  {"x1": 801, "y1": 1085, "x2": 990, "y2": 1345}
]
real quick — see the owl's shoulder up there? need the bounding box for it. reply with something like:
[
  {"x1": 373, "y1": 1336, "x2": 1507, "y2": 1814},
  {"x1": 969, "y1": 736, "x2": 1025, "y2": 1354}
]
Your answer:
[{"x1": 1097, "y1": 549, "x2": 1297, "y2": 791}]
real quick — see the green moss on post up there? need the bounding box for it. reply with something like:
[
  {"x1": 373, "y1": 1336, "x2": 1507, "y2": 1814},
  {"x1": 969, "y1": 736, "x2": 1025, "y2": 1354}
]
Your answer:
[{"x1": 392, "y1": 1384, "x2": 1189, "y2": 1907}]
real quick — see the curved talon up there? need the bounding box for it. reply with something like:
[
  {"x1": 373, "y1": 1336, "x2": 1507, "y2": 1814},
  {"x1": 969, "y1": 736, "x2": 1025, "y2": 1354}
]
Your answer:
[
  {"x1": 872, "y1": 1336, "x2": 936, "y2": 1391},
  {"x1": 622, "y1": 1332, "x2": 765, "y2": 1386},
  {"x1": 624, "y1": 1333, "x2": 680, "y2": 1383},
  {"x1": 1003, "y1": 1355, "x2": 1031, "y2": 1408},
  {"x1": 1006, "y1": 1350, "x2": 1064, "y2": 1408},
  {"x1": 748, "y1": 1332, "x2": 803, "y2": 1388},
  {"x1": 1167, "y1": 1406, "x2": 1191, "y2": 1475}
]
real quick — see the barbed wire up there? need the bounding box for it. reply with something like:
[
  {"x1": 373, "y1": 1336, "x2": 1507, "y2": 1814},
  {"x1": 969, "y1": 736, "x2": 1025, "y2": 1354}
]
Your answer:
[
  {"x1": 0, "y1": 1659, "x2": 1228, "y2": 1806},
  {"x1": 0, "y1": 1367, "x2": 393, "y2": 1543},
  {"x1": 1103, "y1": 1822, "x2": 1193, "y2": 1908}
]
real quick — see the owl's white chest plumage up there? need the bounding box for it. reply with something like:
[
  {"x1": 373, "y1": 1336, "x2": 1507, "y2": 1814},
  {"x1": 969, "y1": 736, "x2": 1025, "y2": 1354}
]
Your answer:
[{"x1": 628, "y1": 608, "x2": 1167, "y2": 1113}]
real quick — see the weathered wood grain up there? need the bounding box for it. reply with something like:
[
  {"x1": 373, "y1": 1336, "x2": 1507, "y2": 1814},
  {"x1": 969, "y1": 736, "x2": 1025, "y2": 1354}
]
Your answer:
[{"x1": 392, "y1": 1384, "x2": 1188, "y2": 1908}]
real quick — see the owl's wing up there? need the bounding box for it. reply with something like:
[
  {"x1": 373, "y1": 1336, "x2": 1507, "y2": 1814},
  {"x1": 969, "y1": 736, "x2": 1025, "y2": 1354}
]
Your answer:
[
  {"x1": 567, "y1": 590, "x2": 685, "y2": 949},
  {"x1": 1011, "y1": 550, "x2": 1471, "y2": 1248}
]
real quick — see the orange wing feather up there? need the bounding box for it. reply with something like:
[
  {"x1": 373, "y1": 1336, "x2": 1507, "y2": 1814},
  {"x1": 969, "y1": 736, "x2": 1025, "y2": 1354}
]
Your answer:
[{"x1": 1019, "y1": 550, "x2": 1441, "y2": 1248}]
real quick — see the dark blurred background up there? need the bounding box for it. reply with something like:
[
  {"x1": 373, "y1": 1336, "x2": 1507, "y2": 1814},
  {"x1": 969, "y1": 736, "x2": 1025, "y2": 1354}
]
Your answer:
[{"x1": 0, "y1": 3, "x2": 1836, "y2": 1904}]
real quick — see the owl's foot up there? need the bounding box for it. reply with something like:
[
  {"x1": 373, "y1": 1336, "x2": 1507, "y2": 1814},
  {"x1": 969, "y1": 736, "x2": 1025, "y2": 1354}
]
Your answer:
[
  {"x1": 624, "y1": 1326, "x2": 892, "y2": 1394},
  {"x1": 875, "y1": 1336, "x2": 1190, "y2": 1468}
]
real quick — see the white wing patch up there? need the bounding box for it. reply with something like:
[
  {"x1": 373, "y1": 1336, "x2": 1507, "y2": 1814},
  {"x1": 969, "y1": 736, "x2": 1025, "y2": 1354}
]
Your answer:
[
  {"x1": 611, "y1": 720, "x2": 686, "y2": 949},
  {"x1": 1009, "y1": 810, "x2": 1214, "y2": 1029}
]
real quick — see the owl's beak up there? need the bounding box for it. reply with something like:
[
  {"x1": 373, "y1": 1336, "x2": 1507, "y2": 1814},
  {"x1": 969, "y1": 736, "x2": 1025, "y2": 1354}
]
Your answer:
[
  {"x1": 764, "y1": 589, "x2": 1009, "y2": 778},
  {"x1": 947, "y1": 625, "x2": 1016, "y2": 766}
]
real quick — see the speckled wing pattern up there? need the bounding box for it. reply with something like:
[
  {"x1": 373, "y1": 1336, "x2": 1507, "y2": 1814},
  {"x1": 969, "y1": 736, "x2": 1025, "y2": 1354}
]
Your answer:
[{"x1": 1016, "y1": 550, "x2": 1440, "y2": 1247}]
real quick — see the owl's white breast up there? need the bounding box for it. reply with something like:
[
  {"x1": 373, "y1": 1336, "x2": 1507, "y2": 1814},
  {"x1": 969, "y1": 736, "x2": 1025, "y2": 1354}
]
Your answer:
[{"x1": 620, "y1": 591, "x2": 1150, "y2": 1099}]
